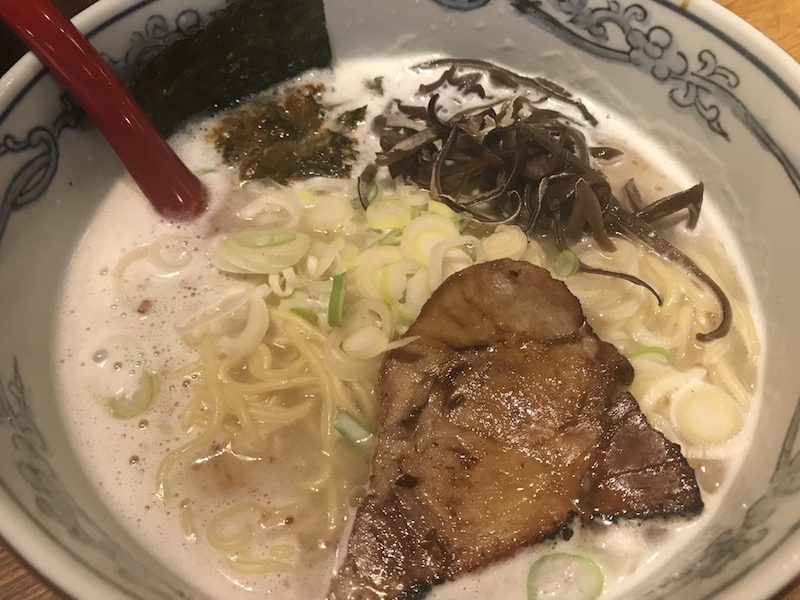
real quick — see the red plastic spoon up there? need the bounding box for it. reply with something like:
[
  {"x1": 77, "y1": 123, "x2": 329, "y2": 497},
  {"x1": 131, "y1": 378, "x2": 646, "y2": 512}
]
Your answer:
[{"x1": 0, "y1": 0, "x2": 207, "y2": 219}]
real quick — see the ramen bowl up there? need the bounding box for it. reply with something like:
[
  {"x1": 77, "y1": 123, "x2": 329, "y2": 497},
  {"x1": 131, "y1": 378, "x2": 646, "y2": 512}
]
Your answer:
[{"x1": 1, "y1": 0, "x2": 799, "y2": 598}]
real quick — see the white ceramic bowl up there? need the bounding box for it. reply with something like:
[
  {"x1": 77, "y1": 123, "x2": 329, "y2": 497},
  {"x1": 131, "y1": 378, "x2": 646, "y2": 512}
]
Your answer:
[{"x1": 1, "y1": 1, "x2": 800, "y2": 598}]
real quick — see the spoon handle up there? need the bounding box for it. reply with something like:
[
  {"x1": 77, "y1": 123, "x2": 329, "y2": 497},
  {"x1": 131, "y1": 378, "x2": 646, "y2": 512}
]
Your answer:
[{"x1": 0, "y1": 0, "x2": 207, "y2": 218}]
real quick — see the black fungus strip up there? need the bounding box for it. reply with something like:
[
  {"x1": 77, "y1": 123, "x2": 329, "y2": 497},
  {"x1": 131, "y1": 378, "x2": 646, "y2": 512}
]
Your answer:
[
  {"x1": 635, "y1": 182, "x2": 704, "y2": 229},
  {"x1": 609, "y1": 204, "x2": 732, "y2": 341},
  {"x1": 376, "y1": 128, "x2": 441, "y2": 166},
  {"x1": 418, "y1": 65, "x2": 485, "y2": 97},
  {"x1": 426, "y1": 94, "x2": 448, "y2": 131},
  {"x1": 564, "y1": 179, "x2": 615, "y2": 252},
  {"x1": 413, "y1": 58, "x2": 599, "y2": 125},
  {"x1": 578, "y1": 261, "x2": 663, "y2": 306},
  {"x1": 622, "y1": 179, "x2": 645, "y2": 211}
]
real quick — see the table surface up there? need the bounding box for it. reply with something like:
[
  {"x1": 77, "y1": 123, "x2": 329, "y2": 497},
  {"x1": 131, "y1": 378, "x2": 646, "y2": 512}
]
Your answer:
[{"x1": 1, "y1": 0, "x2": 800, "y2": 598}]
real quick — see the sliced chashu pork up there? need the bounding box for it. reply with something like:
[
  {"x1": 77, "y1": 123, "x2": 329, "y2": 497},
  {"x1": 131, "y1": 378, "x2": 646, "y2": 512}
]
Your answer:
[{"x1": 329, "y1": 259, "x2": 702, "y2": 599}]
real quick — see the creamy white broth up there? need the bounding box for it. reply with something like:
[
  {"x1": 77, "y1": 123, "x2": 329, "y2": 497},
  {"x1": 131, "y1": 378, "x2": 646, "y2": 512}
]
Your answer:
[{"x1": 55, "y1": 57, "x2": 758, "y2": 599}]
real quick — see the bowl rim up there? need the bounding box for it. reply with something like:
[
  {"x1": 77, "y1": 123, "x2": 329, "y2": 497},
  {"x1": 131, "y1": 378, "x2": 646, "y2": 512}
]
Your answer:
[{"x1": 0, "y1": 0, "x2": 799, "y2": 599}]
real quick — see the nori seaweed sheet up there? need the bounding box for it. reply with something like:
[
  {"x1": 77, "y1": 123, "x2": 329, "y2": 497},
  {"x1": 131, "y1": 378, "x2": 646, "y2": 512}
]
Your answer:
[{"x1": 129, "y1": 0, "x2": 332, "y2": 135}]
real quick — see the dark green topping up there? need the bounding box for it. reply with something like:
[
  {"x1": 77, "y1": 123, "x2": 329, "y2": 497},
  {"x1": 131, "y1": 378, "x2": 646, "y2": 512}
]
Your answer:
[
  {"x1": 214, "y1": 85, "x2": 358, "y2": 183},
  {"x1": 337, "y1": 106, "x2": 368, "y2": 130}
]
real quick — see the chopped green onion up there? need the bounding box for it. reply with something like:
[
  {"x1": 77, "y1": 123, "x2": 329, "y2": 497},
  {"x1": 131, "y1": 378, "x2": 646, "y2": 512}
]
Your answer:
[
  {"x1": 377, "y1": 259, "x2": 417, "y2": 304},
  {"x1": 366, "y1": 183, "x2": 379, "y2": 205},
  {"x1": 527, "y1": 553, "x2": 604, "y2": 600},
  {"x1": 426, "y1": 199, "x2": 456, "y2": 218},
  {"x1": 304, "y1": 195, "x2": 353, "y2": 232},
  {"x1": 342, "y1": 326, "x2": 390, "y2": 359},
  {"x1": 297, "y1": 190, "x2": 317, "y2": 205},
  {"x1": 213, "y1": 228, "x2": 310, "y2": 275},
  {"x1": 377, "y1": 230, "x2": 402, "y2": 246},
  {"x1": 552, "y1": 250, "x2": 580, "y2": 278},
  {"x1": 289, "y1": 307, "x2": 319, "y2": 325},
  {"x1": 236, "y1": 229, "x2": 297, "y2": 247},
  {"x1": 328, "y1": 273, "x2": 347, "y2": 327},
  {"x1": 353, "y1": 246, "x2": 403, "y2": 299},
  {"x1": 107, "y1": 371, "x2": 156, "y2": 419},
  {"x1": 628, "y1": 346, "x2": 671, "y2": 364},
  {"x1": 483, "y1": 225, "x2": 528, "y2": 260},
  {"x1": 365, "y1": 197, "x2": 414, "y2": 230},
  {"x1": 195, "y1": 167, "x2": 218, "y2": 176},
  {"x1": 400, "y1": 213, "x2": 460, "y2": 265},
  {"x1": 335, "y1": 411, "x2": 374, "y2": 452},
  {"x1": 671, "y1": 382, "x2": 743, "y2": 445}
]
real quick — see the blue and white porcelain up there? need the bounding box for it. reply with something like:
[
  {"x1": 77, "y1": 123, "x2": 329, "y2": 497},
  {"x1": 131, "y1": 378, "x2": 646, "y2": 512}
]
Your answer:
[{"x1": 1, "y1": 1, "x2": 799, "y2": 598}]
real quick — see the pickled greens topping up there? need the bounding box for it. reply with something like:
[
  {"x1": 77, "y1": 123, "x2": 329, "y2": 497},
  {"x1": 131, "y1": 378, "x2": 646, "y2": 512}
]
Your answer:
[{"x1": 214, "y1": 84, "x2": 357, "y2": 183}]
